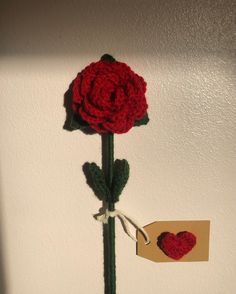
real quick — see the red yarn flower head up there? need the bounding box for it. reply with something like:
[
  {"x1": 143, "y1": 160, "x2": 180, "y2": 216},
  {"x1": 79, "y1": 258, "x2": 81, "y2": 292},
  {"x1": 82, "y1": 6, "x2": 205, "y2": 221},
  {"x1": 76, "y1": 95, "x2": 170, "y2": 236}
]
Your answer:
[{"x1": 70, "y1": 54, "x2": 149, "y2": 134}]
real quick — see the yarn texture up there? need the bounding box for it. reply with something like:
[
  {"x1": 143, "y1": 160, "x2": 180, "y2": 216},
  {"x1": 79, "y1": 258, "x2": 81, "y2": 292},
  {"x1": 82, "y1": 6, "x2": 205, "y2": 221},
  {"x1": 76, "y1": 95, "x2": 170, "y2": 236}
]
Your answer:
[
  {"x1": 88, "y1": 162, "x2": 111, "y2": 201},
  {"x1": 85, "y1": 159, "x2": 129, "y2": 203},
  {"x1": 157, "y1": 231, "x2": 197, "y2": 260},
  {"x1": 71, "y1": 55, "x2": 148, "y2": 134},
  {"x1": 112, "y1": 159, "x2": 129, "y2": 202},
  {"x1": 67, "y1": 55, "x2": 150, "y2": 294}
]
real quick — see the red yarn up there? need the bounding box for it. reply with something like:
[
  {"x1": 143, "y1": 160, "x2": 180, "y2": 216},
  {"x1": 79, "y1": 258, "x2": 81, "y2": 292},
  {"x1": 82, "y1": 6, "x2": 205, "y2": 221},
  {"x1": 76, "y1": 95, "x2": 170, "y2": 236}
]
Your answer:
[
  {"x1": 158, "y1": 231, "x2": 197, "y2": 260},
  {"x1": 71, "y1": 59, "x2": 148, "y2": 134}
]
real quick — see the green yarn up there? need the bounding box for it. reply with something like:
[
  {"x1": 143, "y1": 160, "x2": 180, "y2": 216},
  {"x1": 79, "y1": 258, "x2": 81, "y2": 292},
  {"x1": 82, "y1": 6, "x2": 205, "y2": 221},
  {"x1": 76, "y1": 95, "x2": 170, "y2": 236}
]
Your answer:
[
  {"x1": 88, "y1": 162, "x2": 111, "y2": 201},
  {"x1": 134, "y1": 112, "x2": 149, "y2": 127},
  {"x1": 108, "y1": 216, "x2": 116, "y2": 293},
  {"x1": 87, "y1": 135, "x2": 130, "y2": 293},
  {"x1": 112, "y1": 159, "x2": 130, "y2": 202},
  {"x1": 102, "y1": 133, "x2": 116, "y2": 294},
  {"x1": 101, "y1": 54, "x2": 116, "y2": 62},
  {"x1": 86, "y1": 158, "x2": 130, "y2": 203},
  {"x1": 70, "y1": 113, "x2": 89, "y2": 130}
]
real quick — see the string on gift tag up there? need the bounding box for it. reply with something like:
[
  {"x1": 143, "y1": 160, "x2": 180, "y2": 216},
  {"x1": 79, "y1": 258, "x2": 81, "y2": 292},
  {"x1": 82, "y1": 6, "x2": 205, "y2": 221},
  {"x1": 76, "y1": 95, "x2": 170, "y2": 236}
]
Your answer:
[{"x1": 95, "y1": 209, "x2": 150, "y2": 245}]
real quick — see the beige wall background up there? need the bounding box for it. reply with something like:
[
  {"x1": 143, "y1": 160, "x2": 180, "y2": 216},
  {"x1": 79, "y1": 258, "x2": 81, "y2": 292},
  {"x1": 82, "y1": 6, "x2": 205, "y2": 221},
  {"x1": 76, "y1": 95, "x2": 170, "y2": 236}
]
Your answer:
[{"x1": 0, "y1": 0, "x2": 235, "y2": 293}]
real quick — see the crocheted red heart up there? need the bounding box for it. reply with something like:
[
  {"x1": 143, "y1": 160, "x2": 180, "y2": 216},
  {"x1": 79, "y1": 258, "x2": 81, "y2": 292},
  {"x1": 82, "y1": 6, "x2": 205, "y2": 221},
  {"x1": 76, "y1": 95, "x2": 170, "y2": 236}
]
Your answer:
[{"x1": 157, "y1": 231, "x2": 197, "y2": 260}]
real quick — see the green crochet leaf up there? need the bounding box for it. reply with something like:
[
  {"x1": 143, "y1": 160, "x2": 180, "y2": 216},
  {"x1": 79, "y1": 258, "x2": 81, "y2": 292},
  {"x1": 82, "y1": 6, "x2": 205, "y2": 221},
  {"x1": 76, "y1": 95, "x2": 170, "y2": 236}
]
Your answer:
[
  {"x1": 134, "y1": 113, "x2": 149, "y2": 127},
  {"x1": 70, "y1": 113, "x2": 89, "y2": 130},
  {"x1": 87, "y1": 162, "x2": 111, "y2": 201},
  {"x1": 101, "y1": 54, "x2": 116, "y2": 62},
  {"x1": 112, "y1": 159, "x2": 130, "y2": 202}
]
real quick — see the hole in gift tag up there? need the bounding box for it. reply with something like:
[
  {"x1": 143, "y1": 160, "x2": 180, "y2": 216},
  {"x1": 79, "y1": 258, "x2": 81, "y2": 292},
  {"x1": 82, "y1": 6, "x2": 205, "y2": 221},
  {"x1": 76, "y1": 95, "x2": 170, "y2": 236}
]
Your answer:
[{"x1": 157, "y1": 231, "x2": 197, "y2": 260}]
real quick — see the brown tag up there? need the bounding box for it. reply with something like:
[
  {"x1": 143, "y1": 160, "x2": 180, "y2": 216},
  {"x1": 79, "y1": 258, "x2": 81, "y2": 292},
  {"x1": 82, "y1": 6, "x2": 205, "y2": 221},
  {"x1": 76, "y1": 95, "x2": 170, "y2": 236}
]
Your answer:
[{"x1": 137, "y1": 220, "x2": 210, "y2": 262}]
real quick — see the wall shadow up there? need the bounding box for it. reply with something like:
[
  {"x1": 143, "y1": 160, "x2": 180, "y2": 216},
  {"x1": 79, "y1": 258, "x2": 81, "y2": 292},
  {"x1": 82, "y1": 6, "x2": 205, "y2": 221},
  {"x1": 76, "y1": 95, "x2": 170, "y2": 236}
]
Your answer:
[
  {"x1": 0, "y1": 178, "x2": 7, "y2": 294},
  {"x1": 1, "y1": 0, "x2": 235, "y2": 57},
  {"x1": 0, "y1": 0, "x2": 235, "y2": 293}
]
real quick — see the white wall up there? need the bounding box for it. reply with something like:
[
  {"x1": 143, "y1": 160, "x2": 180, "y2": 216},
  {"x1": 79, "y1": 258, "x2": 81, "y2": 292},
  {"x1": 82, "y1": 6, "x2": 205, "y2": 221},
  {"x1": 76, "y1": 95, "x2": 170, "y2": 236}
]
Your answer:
[{"x1": 0, "y1": 1, "x2": 235, "y2": 293}]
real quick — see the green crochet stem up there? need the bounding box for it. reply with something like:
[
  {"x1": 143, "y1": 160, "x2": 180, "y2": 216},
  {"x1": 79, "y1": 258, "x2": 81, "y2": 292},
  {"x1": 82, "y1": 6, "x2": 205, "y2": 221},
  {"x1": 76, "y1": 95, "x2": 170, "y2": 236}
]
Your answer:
[{"x1": 102, "y1": 133, "x2": 116, "y2": 294}]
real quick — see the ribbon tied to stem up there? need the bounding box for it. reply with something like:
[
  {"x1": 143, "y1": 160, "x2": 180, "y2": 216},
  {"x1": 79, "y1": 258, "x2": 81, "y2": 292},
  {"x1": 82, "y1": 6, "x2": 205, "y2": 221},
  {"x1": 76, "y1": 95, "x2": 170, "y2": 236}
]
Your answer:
[{"x1": 95, "y1": 209, "x2": 150, "y2": 245}]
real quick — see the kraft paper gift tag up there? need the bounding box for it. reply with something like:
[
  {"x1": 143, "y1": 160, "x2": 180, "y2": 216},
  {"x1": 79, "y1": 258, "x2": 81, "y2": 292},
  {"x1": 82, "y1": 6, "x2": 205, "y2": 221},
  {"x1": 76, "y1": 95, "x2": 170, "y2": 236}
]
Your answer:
[{"x1": 137, "y1": 220, "x2": 210, "y2": 262}]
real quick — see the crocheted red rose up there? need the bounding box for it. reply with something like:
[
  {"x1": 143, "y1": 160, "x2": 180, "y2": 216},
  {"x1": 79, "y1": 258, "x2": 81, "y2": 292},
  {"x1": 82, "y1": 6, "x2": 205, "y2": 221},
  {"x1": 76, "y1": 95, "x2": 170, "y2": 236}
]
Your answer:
[{"x1": 71, "y1": 54, "x2": 148, "y2": 134}]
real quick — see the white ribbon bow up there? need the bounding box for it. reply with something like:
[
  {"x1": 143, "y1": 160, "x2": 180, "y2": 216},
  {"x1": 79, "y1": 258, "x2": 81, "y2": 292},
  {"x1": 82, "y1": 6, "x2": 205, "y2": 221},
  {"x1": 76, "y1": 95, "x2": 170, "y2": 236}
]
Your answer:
[{"x1": 95, "y1": 209, "x2": 150, "y2": 245}]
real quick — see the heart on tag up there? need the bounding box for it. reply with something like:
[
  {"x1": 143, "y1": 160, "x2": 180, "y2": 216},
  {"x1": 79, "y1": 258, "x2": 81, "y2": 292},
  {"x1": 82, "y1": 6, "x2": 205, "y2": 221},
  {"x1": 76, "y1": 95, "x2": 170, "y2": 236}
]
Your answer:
[{"x1": 157, "y1": 231, "x2": 197, "y2": 260}]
